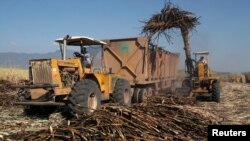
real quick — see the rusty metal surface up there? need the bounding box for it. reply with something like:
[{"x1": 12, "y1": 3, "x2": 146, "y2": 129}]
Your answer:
[
  {"x1": 30, "y1": 88, "x2": 48, "y2": 99},
  {"x1": 54, "y1": 87, "x2": 72, "y2": 96},
  {"x1": 103, "y1": 37, "x2": 180, "y2": 87},
  {"x1": 11, "y1": 84, "x2": 58, "y2": 88},
  {"x1": 30, "y1": 60, "x2": 52, "y2": 84},
  {"x1": 14, "y1": 101, "x2": 65, "y2": 106}
]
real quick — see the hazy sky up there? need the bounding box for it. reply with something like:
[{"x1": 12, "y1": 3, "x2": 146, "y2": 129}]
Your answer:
[{"x1": 0, "y1": 0, "x2": 250, "y2": 72}]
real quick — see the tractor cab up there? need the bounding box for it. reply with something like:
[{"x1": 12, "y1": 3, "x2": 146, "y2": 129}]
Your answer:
[
  {"x1": 194, "y1": 51, "x2": 209, "y2": 65},
  {"x1": 193, "y1": 51, "x2": 211, "y2": 79},
  {"x1": 55, "y1": 35, "x2": 107, "y2": 73}
]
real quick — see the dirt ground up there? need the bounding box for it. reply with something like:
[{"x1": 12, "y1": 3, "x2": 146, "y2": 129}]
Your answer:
[
  {"x1": 197, "y1": 82, "x2": 250, "y2": 124},
  {"x1": 0, "y1": 94, "x2": 65, "y2": 140},
  {"x1": 0, "y1": 82, "x2": 249, "y2": 140}
]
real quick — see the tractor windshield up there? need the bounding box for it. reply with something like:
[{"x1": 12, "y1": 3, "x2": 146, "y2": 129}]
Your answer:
[
  {"x1": 55, "y1": 35, "x2": 106, "y2": 70},
  {"x1": 193, "y1": 51, "x2": 209, "y2": 65},
  {"x1": 80, "y1": 45, "x2": 102, "y2": 69}
]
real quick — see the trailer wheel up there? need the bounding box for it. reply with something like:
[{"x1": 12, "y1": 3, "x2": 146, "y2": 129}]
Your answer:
[
  {"x1": 132, "y1": 88, "x2": 140, "y2": 103},
  {"x1": 171, "y1": 80, "x2": 176, "y2": 94},
  {"x1": 147, "y1": 87, "x2": 153, "y2": 97},
  {"x1": 138, "y1": 88, "x2": 147, "y2": 103},
  {"x1": 68, "y1": 79, "x2": 101, "y2": 114},
  {"x1": 113, "y1": 79, "x2": 131, "y2": 105},
  {"x1": 211, "y1": 81, "x2": 220, "y2": 103}
]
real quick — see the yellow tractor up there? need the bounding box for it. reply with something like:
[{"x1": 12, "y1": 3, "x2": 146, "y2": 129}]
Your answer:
[
  {"x1": 13, "y1": 35, "x2": 132, "y2": 114},
  {"x1": 177, "y1": 51, "x2": 220, "y2": 102}
]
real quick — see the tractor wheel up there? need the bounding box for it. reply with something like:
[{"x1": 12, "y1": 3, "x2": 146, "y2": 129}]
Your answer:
[
  {"x1": 211, "y1": 81, "x2": 220, "y2": 103},
  {"x1": 132, "y1": 88, "x2": 140, "y2": 103},
  {"x1": 113, "y1": 79, "x2": 131, "y2": 105},
  {"x1": 68, "y1": 79, "x2": 101, "y2": 115},
  {"x1": 138, "y1": 88, "x2": 147, "y2": 103},
  {"x1": 147, "y1": 87, "x2": 153, "y2": 97}
]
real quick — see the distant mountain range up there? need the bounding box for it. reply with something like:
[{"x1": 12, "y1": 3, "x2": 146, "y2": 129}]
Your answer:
[
  {"x1": 0, "y1": 48, "x2": 101, "y2": 69},
  {"x1": 0, "y1": 50, "x2": 73, "y2": 69}
]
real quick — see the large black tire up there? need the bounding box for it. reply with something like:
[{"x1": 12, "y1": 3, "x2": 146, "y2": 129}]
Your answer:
[
  {"x1": 170, "y1": 80, "x2": 176, "y2": 94},
  {"x1": 132, "y1": 88, "x2": 140, "y2": 103},
  {"x1": 211, "y1": 81, "x2": 220, "y2": 103},
  {"x1": 147, "y1": 87, "x2": 153, "y2": 97},
  {"x1": 113, "y1": 79, "x2": 131, "y2": 105},
  {"x1": 68, "y1": 79, "x2": 101, "y2": 115},
  {"x1": 138, "y1": 88, "x2": 147, "y2": 103}
]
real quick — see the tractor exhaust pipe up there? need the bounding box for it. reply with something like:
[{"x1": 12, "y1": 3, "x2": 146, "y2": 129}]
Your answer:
[{"x1": 63, "y1": 35, "x2": 70, "y2": 60}]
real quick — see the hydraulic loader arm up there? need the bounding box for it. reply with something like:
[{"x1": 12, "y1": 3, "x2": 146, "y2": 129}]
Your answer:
[{"x1": 184, "y1": 47, "x2": 195, "y2": 76}]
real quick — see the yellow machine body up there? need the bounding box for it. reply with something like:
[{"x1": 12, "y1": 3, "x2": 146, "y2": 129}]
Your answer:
[
  {"x1": 28, "y1": 58, "x2": 116, "y2": 101},
  {"x1": 191, "y1": 52, "x2": 219, "y2": 94}
]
